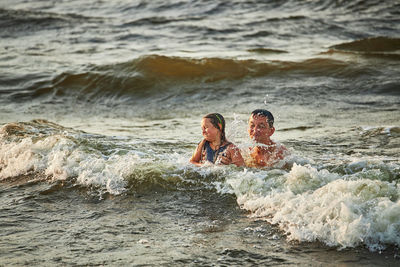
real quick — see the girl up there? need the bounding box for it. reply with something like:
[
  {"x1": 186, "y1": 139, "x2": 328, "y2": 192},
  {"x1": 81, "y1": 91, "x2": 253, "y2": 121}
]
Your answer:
[{"x1": 190, "y1": 113, "x2": 245, "y2": 167}]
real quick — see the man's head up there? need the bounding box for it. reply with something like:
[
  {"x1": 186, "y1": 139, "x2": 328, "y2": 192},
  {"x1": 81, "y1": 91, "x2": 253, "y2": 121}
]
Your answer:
[{"x1": 248, "y1": 109, "x2": 275, "y2": 144}]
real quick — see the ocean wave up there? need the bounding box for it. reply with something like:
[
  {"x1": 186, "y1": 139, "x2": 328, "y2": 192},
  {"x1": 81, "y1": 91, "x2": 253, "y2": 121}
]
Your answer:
[
  {"x1": 122, "y1": 16, "x2": 185, "y2": 27},
  {"x1": 1, "y1": 119, "x2": 400, "y2": 251},
  {"x1": 0, "y1": 8, "x2": 102, "y2": 38},
  {"x1": 285, "y1": 0, "x2": 398, "y2": 13},
  {"x1": 247, "y1": 48, "x2": 288, "y2": 54},
  {"x1": 336, "y1": 37, "x2": 400, "y2": 53},
  {"x1": 228, "y1": 163, "x2": 400, "y2": 251},
  {"x1": 0, "y1": 120, "x2": 221, "y2": 195},
  {"x1": 327, "y1": 37, "x2": 400, "y2": 60},
  {"x1": 6, "y1": 55, "x2": 371, "y2": 102},
  {"x1": 360, "y1": 126, "x2": 400, "y2": 137},
  {"x1": 0, "y1": 120, "x2": 130, "y2": 194}
]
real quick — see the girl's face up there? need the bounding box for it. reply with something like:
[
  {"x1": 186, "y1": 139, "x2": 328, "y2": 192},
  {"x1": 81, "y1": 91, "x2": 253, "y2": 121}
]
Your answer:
[{"x1": 201, "y1": 118, "x2": 221, "y2": 142}]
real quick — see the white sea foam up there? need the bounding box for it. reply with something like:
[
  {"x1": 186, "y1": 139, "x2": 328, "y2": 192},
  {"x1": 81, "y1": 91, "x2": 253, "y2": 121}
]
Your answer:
[
  {"x1": 2, "y1": 121, "x2": 399, "y2": 250},
  {"x1": 226, "y1": 163, "x2": 400, "y2": 251},
  {"x1": 360, "y1": 126, "x2": 400, "y2": 137},
  {"x1": 285, "y1": 164, "x2": 340, "y2": 194},
  {"x1": 0, "y1": 133, "x2": 142, "y2": 194},
  {"x1": 0, "y1": 137, "x2": 36, "y2": 179}
]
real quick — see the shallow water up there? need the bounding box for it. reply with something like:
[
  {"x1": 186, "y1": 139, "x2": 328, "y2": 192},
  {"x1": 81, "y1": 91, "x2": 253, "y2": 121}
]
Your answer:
[
  {"x1": 2, "y1": 182, "x2": 399, "y2": 266},
  {"x1": 1, "y1": 0, "x2": 400, "y2": 265}
]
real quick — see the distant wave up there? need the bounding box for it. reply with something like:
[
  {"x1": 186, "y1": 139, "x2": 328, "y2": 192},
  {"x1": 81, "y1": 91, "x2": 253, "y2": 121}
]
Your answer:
[
  {"x1": 0, "y1": 8, "x2": 103, "y2": 38},
  {"x1": 7, "y1": 55, "x2": 369, "y2": 102},
  {"x1": 247, "y1": 48, "x2": 288, "y2": 54},
  {"x1": 327, "y1": 37, "x2": 400, "y2": 61},
  {"x1": 330, "y1": 37, "x2": 400, "y2": 52}
]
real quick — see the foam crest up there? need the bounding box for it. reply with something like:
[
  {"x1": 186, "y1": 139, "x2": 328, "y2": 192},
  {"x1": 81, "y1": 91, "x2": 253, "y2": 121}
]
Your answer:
[
  {"x1": 343, "y1": 158, "x2": 400, "y2": 183},
  {"x1": 0, "y1": 137, "x2": 36, "y2": 179},
  {"x1": 75, "y1": 153, "x2": 140, "y2": 195},
  {"x1": 285, "y1": 163, "x2": 340, "y2": 194},
  {"x1": 0, "y1": 127, "x2": 142, "y2": 194},
  {"x1": 360, "y1": 126, "x2": 400, "y2": 137},
  {"x1": 226, "y1": 168, "x2": 287, "y2": 197},
  {"x1": 229, "y1": 164, "x2": 400, "y2": 251}
]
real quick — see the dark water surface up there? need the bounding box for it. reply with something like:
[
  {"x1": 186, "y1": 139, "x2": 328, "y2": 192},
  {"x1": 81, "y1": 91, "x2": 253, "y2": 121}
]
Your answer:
[{"x1": 1, "y1": 0, "x2": 400, "y2": 265}]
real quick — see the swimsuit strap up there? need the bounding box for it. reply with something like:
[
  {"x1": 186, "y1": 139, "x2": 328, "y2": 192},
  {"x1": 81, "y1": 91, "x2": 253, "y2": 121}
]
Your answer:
[{"x1": 202, "y1": 141, "x2": 231, "y2": 163}]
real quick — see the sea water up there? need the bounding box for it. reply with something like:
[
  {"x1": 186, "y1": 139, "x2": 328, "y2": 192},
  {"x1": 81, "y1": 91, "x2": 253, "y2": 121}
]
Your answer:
[{"x1": 1, "y1": 0, "x2": 400, "y2": 265}]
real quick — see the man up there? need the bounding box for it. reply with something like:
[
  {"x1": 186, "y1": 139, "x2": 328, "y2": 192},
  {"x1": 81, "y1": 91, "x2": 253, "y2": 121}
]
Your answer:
[{"x1": 247, "y1": 109, "x2": 289, "y2": 168}]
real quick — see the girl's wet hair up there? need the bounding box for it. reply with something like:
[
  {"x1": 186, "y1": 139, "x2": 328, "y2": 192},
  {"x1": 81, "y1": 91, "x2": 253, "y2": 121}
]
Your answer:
[
  {"x1": 251, "y1": 109, "x2": 274, "y2": 128},
  {"x1": 203, "y1": 113, "x2": 226, "y2": 142}
]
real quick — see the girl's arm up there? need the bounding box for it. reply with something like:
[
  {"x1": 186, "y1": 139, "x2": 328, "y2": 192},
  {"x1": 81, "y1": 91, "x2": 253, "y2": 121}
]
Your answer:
[{"x1": 190, "y1": 139, "x2": 206, "y2": 166}]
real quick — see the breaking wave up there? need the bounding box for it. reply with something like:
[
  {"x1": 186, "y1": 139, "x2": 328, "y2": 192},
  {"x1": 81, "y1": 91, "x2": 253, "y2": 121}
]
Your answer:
[{"x1": 1, "y1": 120, "x2": 399, "y2": 251}]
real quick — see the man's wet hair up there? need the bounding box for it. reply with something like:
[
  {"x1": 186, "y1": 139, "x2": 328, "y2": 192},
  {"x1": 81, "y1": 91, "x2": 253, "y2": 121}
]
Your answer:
[{"x1": 251, "y1": 109, "x2": 274, "y2": 128}]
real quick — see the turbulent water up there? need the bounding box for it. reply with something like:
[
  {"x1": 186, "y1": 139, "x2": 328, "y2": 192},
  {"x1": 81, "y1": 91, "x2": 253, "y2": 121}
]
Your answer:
[{"x1": 1, "y1": 0, "x2": 400, "y2": 265}]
